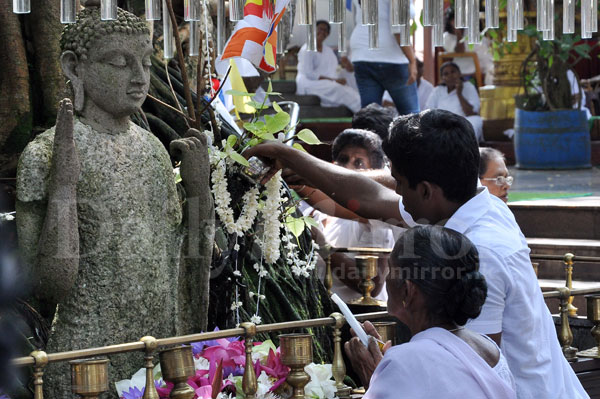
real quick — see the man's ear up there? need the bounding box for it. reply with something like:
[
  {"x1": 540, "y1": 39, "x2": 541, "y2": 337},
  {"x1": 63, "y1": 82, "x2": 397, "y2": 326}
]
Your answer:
[
  {"x1": 60, "y1": 51, "x2": 84, "y2": 112},
  {"x1": 418, "y1": 181, "x2": 433, "y2": 200}
]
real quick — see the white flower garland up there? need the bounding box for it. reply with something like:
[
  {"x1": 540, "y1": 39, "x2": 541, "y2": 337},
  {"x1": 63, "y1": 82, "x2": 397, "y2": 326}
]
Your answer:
[
  {"x1": 211, "y1": 158, "x2": 260, "y2": 236},
  {"x1": 261, "y1": 171, "x2": 282, "y2": 264}
]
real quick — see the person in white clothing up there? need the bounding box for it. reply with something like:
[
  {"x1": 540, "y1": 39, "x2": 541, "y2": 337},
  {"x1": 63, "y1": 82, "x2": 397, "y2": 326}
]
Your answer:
[
  {"x1": 426, "y1": 61, "x2": 484, "y2": 141},
  {"x1": 296, "y1": 129, "x2": 403, "y2": 302},
  {"x1": 245, "y1": 109, "x2": 589, "y2": 399},
  {"x1": 296, "y1": 20, "x2": 361, "y2": 113},
  {"x1": 345, "y1": 226, "x2": 516, "y2": 398},
  {"x1": 443, "y1": 8, "x2": 494, "y2": 85}
]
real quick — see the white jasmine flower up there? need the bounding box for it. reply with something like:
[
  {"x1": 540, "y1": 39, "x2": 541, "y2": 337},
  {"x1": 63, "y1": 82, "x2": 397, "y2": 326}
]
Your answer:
[
  {"x1": 233, "y1": 270, "x2": 242, "y2": 277},
  {"x1": 262, "y1": 172, "x2": 282, "y2": 264},
  {"x1": 258, "y1": 268, "x2": 268, "y2": 278},
  {"x1": 234, "y1": 243, "x2": 240, "y2": 251},
  {"x1": 0, "y1": 213, "x2": 15, "y2": 222},
  {"x1": 250, "y1": 314, "x2": 262, "y2": 324},
  {"x1": 249, "y1": 291, "x2": 256, "y2": 298},
  {"x1": 230, "y1": 301, "x2": 243, "y2": 310}
]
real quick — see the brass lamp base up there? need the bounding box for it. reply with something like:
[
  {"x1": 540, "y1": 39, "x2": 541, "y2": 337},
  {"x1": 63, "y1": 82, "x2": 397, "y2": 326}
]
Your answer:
[
  {"x1": 348, "y1": 296, "x2": 386, "y2": 307},
  {"x1": 335, "y1": 384, "x2": 352, "y2": 399}
]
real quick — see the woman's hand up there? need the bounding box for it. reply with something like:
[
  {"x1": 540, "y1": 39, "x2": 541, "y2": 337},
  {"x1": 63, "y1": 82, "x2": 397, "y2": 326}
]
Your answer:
[
  {"x1": 456, "y1": 79, "x2": 464, "y2": 95},
  {"x1": 344, "y1": 321, "x2": 391, "y2": 388}
]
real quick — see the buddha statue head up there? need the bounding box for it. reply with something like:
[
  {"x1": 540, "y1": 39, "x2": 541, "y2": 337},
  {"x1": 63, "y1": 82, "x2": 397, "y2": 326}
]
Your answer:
[{"x1": 60, "y1": 4, "x2": 152, "y2": 130}]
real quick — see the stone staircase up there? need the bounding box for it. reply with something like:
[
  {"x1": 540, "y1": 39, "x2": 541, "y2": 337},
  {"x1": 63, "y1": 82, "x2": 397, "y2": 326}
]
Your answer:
[
  {"x1": 263, "y1": 80, "x2": 353, "y2": 120},
  {"x1": 509, "y1": 197, "x2": 600, "y2": 317}
]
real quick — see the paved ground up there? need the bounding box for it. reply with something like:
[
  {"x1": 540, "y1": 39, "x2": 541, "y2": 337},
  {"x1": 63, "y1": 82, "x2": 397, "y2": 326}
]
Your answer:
[{"x1": 509, "y1": 166, "x2": 600, "y2": 195}]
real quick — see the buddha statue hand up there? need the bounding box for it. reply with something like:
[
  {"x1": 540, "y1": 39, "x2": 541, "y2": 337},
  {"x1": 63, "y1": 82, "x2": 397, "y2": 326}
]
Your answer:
[
  {"x1": 51, "y1": 99, "x2": 80, "y2": 193},
  {"x1": 170, "y1": 128, "x2": 210, "y2": 196}
]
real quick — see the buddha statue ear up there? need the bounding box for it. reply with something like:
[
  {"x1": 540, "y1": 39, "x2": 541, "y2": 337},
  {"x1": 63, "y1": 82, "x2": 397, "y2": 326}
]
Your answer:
[{"x1": 60, "y1": 51, "x2": 85, "y2": 113}]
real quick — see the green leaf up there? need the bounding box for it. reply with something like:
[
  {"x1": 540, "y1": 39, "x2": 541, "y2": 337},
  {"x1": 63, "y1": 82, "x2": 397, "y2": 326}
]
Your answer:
[
  {"x1": 226, "y1": 134, "x2": 237, "y2": 149},
  {"x1": 226, "y1": 89, "x2": 255, "y2": 97},
  {"x1": 303, "y1": 216, "x2": 319, "y2": 228},
  {"x1": 243, "y1": 121, "x2": 267, "y2": 136},
  {"x1": 273, "y1": 101, "x2": 284, "y2": 113},
  {"x1": 297, "y1": 129, "x2": 322, "y2": 145},
  {"x1": 246, "y1": 100, "x2": 271, "y2": 110},
  {"x1": 265, "y1": 112, "x2": 291, "y2": 134},
  {"x1": 548, "y1": 55, "x2": 553, "y2": 67},
  {"x1": 267, "y1": 79, "x2": 273, "y2": 94},
  {"x1": 285, "y1": 216, "x2": 306, "y2": 238},
  {"x1": 229, "y1": 151, "x2": 250, "y2": 167},
  {"x1": 246, "y1": 138, "x2": 260, "y2": 148},
  {"x1": 292, "y1": 143, "x2": 307, "y2": 152}
]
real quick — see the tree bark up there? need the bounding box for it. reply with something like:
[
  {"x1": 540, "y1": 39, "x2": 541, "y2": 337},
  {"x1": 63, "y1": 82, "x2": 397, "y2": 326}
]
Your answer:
[
  {"x1": 29, "y1": 0, "x2": 65, "y2": 126},
  {"x1": 0, "y1": 7, "x2": 31, "y2": 154}
]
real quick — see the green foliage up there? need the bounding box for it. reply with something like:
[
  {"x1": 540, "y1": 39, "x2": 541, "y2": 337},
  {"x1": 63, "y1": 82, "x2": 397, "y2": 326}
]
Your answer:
[{"x1": 219, "y1": 79, "x2": 321, "y2": 165}]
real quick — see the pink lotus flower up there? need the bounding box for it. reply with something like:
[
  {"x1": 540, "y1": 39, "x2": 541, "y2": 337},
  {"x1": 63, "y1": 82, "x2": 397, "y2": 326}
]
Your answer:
[
  {"x1": 254, "y1": 349, "x2": 289, "y2": 392},
  {"x1": 202, "y1": 340, "x2": 246, "y2": 370}
]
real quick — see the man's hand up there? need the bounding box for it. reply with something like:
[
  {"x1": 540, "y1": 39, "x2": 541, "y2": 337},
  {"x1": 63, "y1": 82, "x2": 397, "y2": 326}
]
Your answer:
[
  {"x1": 406, "y1": 61, "x2": 418, "y2": 86},
  {"x1": 344, "y1": 321, "x2": 391, "y2": 388},
  {"x1": 242, "y1": 141, "x2": 291, "y2": 184},
  {"x1": 51, "y1": 99, "x2": 80, "y2": 190},
  {"x1": 170, "y1": 129, "x2": 209, "y2": 194}
]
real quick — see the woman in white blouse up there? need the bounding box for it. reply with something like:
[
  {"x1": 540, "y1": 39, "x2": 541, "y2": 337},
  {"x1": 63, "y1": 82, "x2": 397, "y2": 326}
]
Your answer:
[
  {"x1": 345, "y1": 226, "x2": 517, "y2": 399},
  {"x1": 426, "y1": 62, "x2": 484, "y2": 142}
]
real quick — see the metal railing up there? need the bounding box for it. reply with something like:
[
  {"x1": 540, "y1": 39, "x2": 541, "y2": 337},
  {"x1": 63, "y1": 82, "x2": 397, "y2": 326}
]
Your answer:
[{"x1": 11, "y1": 311, "x2": 389, "y2": 399}]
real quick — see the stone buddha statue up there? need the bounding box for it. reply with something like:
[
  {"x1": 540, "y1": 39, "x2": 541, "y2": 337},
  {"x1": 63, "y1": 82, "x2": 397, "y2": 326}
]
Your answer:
[{"x1": 16, "y1": 4, "x2": 213, "y2": 397}]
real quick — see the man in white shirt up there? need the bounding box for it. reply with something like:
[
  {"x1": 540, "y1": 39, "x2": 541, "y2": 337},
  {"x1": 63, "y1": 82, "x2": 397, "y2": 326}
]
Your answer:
[
  {"x1": 296, "y1": 20, "x2": 361, "y2": 113},
  {"x1": 245, "y1": 109, "x2": 588, "y2": 398}
]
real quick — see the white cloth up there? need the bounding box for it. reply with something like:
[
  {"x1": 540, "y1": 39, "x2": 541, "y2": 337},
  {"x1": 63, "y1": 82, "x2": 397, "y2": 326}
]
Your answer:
[
  {"x1": 296, "y1": 43, "x2": 362, "y2": 113},
  {"x1": 397, "y1": 188, "x2": 588, "y2": 399},
  {"x1": 442, "y1": 32, "x2": 494, "y2": 78},
  {"x1": 425, "y1": 82, "x2": 484, "y2": 142},
  {"x1": 417, "y1": 78, "x2": 434, "y2": 111},
  {"x1": 300, "y1": 202, "x2": 404, "y2": 302},
  {"x1": 568, "y1": 70, "x2": 592, "y2": 119},
  {"x1": 364, "y1": 327, "x2": 517, "y2": 399},
  {"x1": 349, "y1": 0, "x2": 408, "y2": 64}
]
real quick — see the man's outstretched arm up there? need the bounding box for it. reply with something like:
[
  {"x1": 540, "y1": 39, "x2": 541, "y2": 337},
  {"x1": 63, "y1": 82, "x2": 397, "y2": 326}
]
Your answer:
[{"x1": 244, "y1": 141, "x2": 404, "y2": 225}]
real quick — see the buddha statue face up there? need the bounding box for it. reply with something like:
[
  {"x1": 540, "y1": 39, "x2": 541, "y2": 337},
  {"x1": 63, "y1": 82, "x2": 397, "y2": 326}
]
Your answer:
[{"x1": 60, "y1": 7, "x2": 152, "y2": 122}]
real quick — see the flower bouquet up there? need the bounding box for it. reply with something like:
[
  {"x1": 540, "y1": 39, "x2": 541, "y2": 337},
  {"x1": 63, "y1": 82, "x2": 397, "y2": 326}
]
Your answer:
[{"x1": 116, "y1": 329, "x2": 336, "y2": 399}]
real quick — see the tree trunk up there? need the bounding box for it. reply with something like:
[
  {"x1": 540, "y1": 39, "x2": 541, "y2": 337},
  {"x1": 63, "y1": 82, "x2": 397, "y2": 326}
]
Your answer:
[
  {"x1": 29, "y1": 0, "x2": 65, "y2": 127},
  {"x1": 0, "y1": 8, "x2": 32, "y2": 154}
]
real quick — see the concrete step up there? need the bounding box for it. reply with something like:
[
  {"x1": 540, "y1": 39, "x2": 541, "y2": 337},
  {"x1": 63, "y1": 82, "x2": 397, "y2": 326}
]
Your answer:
[
  {"x1": 278, "y1": 94, "x2": 321, "y2": 106},
  {"x1": 299, "y1": 105, "x2": 353, "y2": 119},
  {"x1": 265, "y1": 80, "x2": 296, "y2": 94},
  {"x1": 510, "y1": 197, "x2": 600, "y2": 239},
  {"x1": 528, "y1": 238, "x2": 600, "y2": 280}
]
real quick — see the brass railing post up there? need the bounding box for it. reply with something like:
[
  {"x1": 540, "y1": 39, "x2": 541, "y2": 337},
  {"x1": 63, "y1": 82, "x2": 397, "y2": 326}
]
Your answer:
[
  {"x1": 558, "y1": 287, "x2": 578, "y2": 361},
  {"x1": 325, "y1": 255, "x2": 333, "y2": 297},
  {"x1": 330, "y1": 313, "x2": 351, "y2": 399},
  {"x1": 140, "y1": 336, "x2": 159, "y2": 399},
  {"x1": 564, "y1": 253, "x2": 578, "y2": 317},
  {"x1": 31, "y1": 350, "x2": 48, "y2": 399},
  {"x1": 241, "y1": 322, "x2": 258, "y2": 399}
]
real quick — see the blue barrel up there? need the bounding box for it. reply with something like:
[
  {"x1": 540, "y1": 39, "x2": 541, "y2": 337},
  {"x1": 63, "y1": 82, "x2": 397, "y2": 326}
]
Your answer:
[{"x1": 514, "y1": 108, "x2": 591, "y2": 169}]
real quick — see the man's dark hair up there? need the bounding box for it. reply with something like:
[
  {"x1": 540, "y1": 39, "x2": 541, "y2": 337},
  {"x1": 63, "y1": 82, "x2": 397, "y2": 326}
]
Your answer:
[
  {"x1": 316, "y1": 20, "x2": 331, "y2": 34},
  {"x1": 332, "y1": 129, "x2": 386, "y2": 169},
  {"x1": 383, "y1": 109, "x2": 480, "y2": 203},
  {"x1": 478, "y1": 147, "x2": 505, "y2": 177},
  {"x1": 352, "y1": 103, "x2": 396, "y2": 141}
]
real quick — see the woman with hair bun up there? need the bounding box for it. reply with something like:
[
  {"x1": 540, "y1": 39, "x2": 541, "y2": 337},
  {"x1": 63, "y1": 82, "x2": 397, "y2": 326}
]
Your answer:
[{"x1": 345, "y1": 226, "x2": 517, "y2": 399}]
